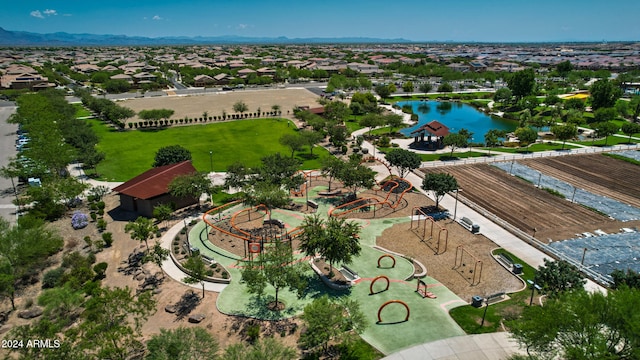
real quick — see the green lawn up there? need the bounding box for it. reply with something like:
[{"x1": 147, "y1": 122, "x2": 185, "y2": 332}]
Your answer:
[
  {"x1": 73, "y1": 103, "x2": 92, "y2": 118},
  {"x1": 89, "y1": 118, "x2": 330, "y2": 181},
  {"x1": 576, "y1": 135, "x2": 640, "y2": 147},
  {"x1": 483, "y1": 142, "x2": 581, "y2": 153}
]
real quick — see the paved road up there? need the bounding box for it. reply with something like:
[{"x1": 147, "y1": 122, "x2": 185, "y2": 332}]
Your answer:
[{"x1": 0, "y1": 105, "x2": 19, "y2": 225}]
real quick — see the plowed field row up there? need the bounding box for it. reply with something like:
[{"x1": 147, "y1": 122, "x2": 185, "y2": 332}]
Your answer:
[
  {"x1": 421, "y1": 164, "x2": 617, "y2": 241},
  {"x1": 520, "y1": 154, "x2": 640, "y2": 208}
]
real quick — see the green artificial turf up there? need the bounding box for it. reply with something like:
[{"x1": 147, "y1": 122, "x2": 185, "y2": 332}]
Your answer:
[{"x1": 87, "y1": 118, "x2": 329, "y2": 181}]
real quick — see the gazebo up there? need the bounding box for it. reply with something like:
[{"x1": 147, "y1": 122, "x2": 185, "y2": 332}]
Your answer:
[{"x1": 410, "y1": 120, "x2": 450, "y2": 150}]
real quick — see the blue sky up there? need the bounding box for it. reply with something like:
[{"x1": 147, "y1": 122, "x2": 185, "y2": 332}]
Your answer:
[{"x1": 3, "y1": 0, "x2": 639, "y2": 42}]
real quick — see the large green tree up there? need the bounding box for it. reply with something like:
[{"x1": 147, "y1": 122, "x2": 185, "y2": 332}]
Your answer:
[
  {"x1": 385, "y1": 148, "x2": 421, "y2": 178},
  {"x1": 153, "y1": 145, "x2": 192, "y2": 167},
  {"x1": 551, "y1": 124, "x2": 578, "y2": 150},
  {"x1": 77, "y1": 287, "x2": 156, "y2": 359},
  {"x1": 509, "y1": 287, "x2": 640, "y2": 359},
  {"x1": 279, "y1": 133, "x2": 305, "y2": 159},
  {"x1": 484, "y1": 129, "x2": 507, "y2": 155},
  {"x1": 621, "y1": 122, "x2": 640, "y2": 143},
  {"x1": 222, "y1": 337, "x2": 296, "y2": 360},
  {"x1": 443, "y1": 132, "x2": 469, "y2": 158},
  {"x1": 421, "y1": 173, "x2": 458, "y2": 210},
  {"x1": 300, "y1": 295, "x2": 367, "y2": 354},
  {"x1": 183, "y1": 254, "x2": 208, "y2": 298},
  {"x1": 384, "y1": 114, "x2": 404, "y2": 134},
  {"x1": 298, "y1": 215, "x2": 362, "y2": 276},
  {"x1": 336, "y1": 156, "x2": 376, "y2": 195},
  {"x1": 592, "y1": 121, "x2": 620, "y2": 146},
  {"x1": 590, "y1": 79, "x2": 622, "y2": 110},
  {"x1": 168, "y1": 172, "x2": 214, "y2": 205},
  {"x1": 507, "y1": 68, "x2": 536, "y2": 99},
  {"x1": 534, "y1": 258, "x2": 585, "y2": 298},
  {"x1": 124, "y1": 216, "x2": 159, "y2": 252},
  {"x1": 514, "y1": 127, "x2": 538, "y2": 149},
  {"x1": 0, "y1": 217, "x2": 64, "y2": 309},
  {"x1": 240, "y1": 238, "x2": 305, "y2": 309},
  {"x1": 359, "y1": 113, "x2": 384, "y2": 137},
  {"x1": 146, "y1": 327, "x2": 219, "y2": 360}
]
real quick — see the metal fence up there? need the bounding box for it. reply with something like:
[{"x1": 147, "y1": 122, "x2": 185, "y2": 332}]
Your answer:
[{"x1": 421, "y1": 143, "x2": 640, "y2": 168}]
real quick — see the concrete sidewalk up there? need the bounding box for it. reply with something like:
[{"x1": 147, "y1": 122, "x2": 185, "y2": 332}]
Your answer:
[
  {"x1": 382, "y1": 332, "x2": 525, "y2": 360},
  {"x1": 159, "y1": 214, "x2": 228, "y2": 292}
]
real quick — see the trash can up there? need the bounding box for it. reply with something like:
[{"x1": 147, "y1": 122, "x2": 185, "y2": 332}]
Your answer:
[
  {"x1": 471, "y1": 295, "x2": 484, "y2": 308},
  {"x1": 471, "y1": 224, "x2": 480, "y2": 233},
  {"x1": 513, "y1": 263, "x2": 523, "y2": 275}
]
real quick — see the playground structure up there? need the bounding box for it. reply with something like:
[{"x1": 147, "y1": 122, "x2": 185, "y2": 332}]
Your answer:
[
  {"x1": 377, "y1": 254, "x2": 396, "y2": 268},
  {"x1": 377, "y1": 300, "x2": 410, "y2": 324},
  {"x1": 453, "y1": 245, "x2": 483, "y2": 286},
  {"x1": 410, "y1": 207, "x2": 449, "y2": 255},
  {"x1": 329, "y1": 177, "x2": 413, "y2": 218},
  {"x1": 416, "y1": 279, "x2": 437, "y2": 299},
  {"x1": 202, "y1": 200, "x2": 301, "y2": 258},
  {"x1": 370, "y1": 275, "x2": 391, "y2": 295},
  {"x1": 290, "y1": 170, "x2": 323, "y2": 198}
]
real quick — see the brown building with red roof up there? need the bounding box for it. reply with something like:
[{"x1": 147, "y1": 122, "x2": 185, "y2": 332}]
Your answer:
[{"x1": 113, "y1": 161, "x2": 199, "y2": 217}]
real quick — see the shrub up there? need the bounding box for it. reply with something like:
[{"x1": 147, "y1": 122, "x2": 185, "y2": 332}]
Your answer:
[
  {"x1": 96, "y1": 219, "x2": 107, "y2": 232},
  {"x1": 42, "y1": 268, "x2": 65, "y2": 289},
  {"x1": 71, "y1": 211, "x2": 89, "y2": 229},
  {"x1": 102, "y1": 232, "x2": 113, "y2": 247},
  {"x1": 93, "y1": 262, "x2": 108, "y2": 279}
]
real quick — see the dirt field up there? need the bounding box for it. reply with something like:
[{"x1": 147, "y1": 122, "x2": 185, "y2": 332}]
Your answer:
[
  {"x1": 118, "y1": 88, "x2": 319, "y2": 124},
  {"x1": 421, "y1": 162, "x2": 640, "y2": 242},
  {"x1": 520, "y1": 153, "x2": 640, "y2": 208}
]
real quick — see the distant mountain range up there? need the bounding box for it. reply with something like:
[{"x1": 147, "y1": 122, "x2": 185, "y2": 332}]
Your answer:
[{"x1": 0, "y1": 27, "x2": 411, "y2": 46}]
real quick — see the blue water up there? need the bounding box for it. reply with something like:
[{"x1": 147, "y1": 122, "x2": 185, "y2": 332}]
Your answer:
[{"x1": 398, "y1": 101, "x2": 518, "y2": 142}]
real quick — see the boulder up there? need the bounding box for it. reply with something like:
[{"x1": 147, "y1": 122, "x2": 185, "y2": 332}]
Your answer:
[
  {"x1": 17, "y1": 307, "x2": 43, "y2": 319},
  {"x1": 165, "y1": 305, "x2": 178, "y2": 313},
  {"x1": 188, "y1": 314, "x2": 206, "y2": 323}
]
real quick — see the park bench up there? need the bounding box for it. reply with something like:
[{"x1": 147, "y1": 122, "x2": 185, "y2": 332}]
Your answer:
[
  {"x1": 459, "y1": 217, "x2": 473, "y2": 231},
  {"x1": 459, "y1": 217, "x2": 480, "y2": 233},
  {"x1": 307, "y1": 200, "x2": 318, "y2": 209},
  {"x1": 341, "y1": 265, "x2": 359, "y2": 278},
  {"x1": 486, "y1": 292, "x2": 506, "y2": 305},
  {"x1": 201, "y1": 254, "x2": 216, "y2": 265}
]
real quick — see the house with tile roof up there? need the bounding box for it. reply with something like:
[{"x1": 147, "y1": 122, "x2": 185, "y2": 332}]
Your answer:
[{"x1": 112, "y1": 161, "x2": 199, "y2": 217}]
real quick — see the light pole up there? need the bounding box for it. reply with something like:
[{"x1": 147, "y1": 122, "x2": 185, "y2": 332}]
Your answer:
[
  {"x1": 209, "y1": 150, "x2": 213, "y2": 173},
  {"x1": 581, "y1": 247, "x2": 588, "y2": 266},
  {"x1": 527, "y1": 280, "x2": 542, "y2": 306},
  {"x1": 536, "y1": 172, "x2": 542, "y2": 188},
  {"x1": 453, "y1": 188, "x2": 462, "y2": 221}
]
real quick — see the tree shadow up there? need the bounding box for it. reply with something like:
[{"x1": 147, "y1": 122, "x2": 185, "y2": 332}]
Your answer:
[{"x1": 174, "y1": 290, "x2": 202, "y2": 321}]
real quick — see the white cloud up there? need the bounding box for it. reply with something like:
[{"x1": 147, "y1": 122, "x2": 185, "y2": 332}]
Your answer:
[
  {"x1": 237, "y1": 24, "x2": 249, "y2": 30},
  {"x1": 152, "y1": 15, "x2": 163, "y2": 20},
  {"x1": 31, "y1": 9, "x2": 59, "y2": 18}
]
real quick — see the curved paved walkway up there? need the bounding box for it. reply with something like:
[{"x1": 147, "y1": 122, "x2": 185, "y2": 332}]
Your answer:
[
  {"x1": 159, "y1": 215, "x2": 228, "y2": 292},
  {"x1": 382, "y1": 332, "x2": 524, "y2": 360}
]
